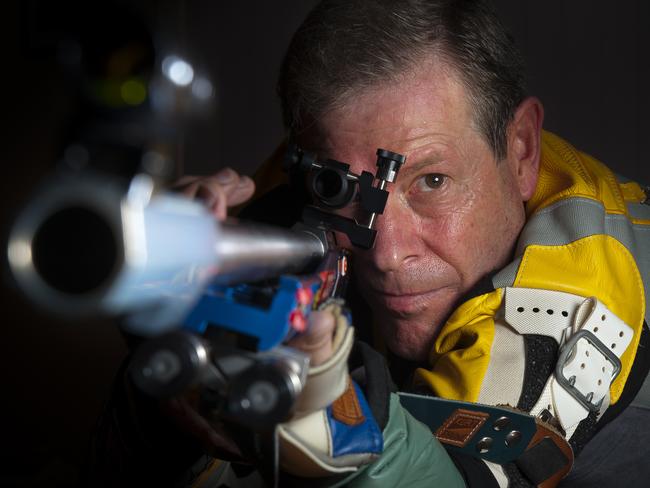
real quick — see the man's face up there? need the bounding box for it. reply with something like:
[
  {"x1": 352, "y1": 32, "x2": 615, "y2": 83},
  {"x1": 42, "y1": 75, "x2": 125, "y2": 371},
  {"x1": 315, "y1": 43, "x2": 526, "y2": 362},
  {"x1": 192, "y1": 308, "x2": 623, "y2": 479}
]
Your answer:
[{"x1": 302, "y1": 60, "x2": 530, "y2": 361}]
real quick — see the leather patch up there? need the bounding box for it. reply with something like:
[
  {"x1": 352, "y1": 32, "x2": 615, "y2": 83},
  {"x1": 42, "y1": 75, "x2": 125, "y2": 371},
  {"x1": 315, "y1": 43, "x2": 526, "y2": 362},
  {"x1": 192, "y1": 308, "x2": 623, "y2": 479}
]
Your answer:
[
  {"x1": 435, "y1": 408, "x2": 489, "y2": 447},
  {"x1": 331, "y1": 378, "x2": 365, "y2": 426}
]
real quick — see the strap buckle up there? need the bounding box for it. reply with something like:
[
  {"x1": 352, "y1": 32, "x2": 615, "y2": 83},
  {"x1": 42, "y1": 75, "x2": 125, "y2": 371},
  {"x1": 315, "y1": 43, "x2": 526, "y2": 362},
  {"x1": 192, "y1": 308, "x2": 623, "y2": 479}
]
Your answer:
[{"x1": 555, "y1": 329, "x2": 621, "y2": 412}]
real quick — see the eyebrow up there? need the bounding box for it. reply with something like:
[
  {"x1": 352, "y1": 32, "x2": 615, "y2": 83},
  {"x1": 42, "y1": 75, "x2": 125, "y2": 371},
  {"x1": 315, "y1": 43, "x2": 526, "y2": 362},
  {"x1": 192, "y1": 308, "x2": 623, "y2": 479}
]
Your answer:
[
  {"x1": 388, "y1": 132, "x2": 450, "y2": 176},
  {"x1": 398, "y1": 151, "x2": 446, "y2": 179},
  {"x1": 305, "y1": 135, "x2": 448, "y2": 177}
]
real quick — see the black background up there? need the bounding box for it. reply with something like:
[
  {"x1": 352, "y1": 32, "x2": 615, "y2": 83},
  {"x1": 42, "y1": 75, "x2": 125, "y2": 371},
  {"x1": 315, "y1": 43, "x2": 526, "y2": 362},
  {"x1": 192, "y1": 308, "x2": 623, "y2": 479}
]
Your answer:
[{"x1": 1, "y1": 1, "x2": 648, "y2": 486}]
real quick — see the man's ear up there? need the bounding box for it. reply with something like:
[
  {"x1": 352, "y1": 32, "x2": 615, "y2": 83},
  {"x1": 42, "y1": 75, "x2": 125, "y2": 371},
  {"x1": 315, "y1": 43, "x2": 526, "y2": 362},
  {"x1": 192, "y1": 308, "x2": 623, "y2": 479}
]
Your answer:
[{"x1": 506, "y1": 96, "x2": 544, "y2": 201}]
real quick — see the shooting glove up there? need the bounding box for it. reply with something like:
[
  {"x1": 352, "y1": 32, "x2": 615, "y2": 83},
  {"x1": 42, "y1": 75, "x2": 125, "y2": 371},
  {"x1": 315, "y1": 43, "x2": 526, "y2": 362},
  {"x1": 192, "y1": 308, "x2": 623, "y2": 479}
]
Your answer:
[{"x1": 278, "y1": 301, "x2": 383, "y2": 477}]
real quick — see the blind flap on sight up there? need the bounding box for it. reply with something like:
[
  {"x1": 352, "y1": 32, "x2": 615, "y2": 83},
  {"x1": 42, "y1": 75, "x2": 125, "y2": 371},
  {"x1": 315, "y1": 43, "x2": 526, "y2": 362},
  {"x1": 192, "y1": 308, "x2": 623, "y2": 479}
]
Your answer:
[{"x1": 284, "y1": 144, "x2": 406, "y2": 249}]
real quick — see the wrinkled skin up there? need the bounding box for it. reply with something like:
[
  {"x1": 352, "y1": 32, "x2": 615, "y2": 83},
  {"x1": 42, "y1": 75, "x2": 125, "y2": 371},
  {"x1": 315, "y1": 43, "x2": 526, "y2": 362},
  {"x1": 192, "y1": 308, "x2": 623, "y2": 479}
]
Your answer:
[{"x1": 300, "y1": 58, "x2": 543, "y2": 360}]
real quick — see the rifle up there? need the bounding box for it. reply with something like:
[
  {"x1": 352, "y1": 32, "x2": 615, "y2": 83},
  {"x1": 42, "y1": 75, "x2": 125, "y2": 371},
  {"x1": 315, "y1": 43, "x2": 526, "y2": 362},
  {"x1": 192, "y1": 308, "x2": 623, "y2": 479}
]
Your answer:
[{"x1": 7, "y1": 146, "x2": 405, "y2": 431}]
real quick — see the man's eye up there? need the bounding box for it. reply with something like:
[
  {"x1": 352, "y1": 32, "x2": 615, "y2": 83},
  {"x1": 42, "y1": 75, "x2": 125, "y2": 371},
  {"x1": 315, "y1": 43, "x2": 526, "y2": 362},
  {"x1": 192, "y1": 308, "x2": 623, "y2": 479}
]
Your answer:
[{"x1": 418, "y1": 173, "x2": 447, "y2": 190}]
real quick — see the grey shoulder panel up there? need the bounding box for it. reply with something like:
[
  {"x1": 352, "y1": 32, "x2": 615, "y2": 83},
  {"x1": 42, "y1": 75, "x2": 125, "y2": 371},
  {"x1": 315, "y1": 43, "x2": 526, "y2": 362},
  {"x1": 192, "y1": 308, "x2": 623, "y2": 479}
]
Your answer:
[
  {"x1": 514, "y1": 197, "x2": 636, "y2": 254},
  {"x1": 491, "y1": 196, "x2": 650, "y2": 324}
]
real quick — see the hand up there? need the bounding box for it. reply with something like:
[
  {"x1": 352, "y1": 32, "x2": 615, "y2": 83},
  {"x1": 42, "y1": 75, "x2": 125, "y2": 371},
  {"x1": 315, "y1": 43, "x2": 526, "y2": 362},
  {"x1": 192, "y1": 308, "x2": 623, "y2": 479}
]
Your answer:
[
  {"x1": 287, "y1": 309, "x2": 337, "y2": 366},
  {"x1": 172, "y1": 167, "x2": 255, "y2": 220}
]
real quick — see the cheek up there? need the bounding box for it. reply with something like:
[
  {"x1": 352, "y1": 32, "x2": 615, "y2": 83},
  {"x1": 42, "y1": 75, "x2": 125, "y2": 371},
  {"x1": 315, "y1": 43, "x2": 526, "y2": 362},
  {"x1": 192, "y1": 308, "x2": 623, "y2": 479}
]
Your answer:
[
  {"x1": 428, "y1": 213, "x2": 483, "y2": 278},
  {"x1": 462, "y1": 184, "x2": 524, "y2": 275},
  {"x1": 416, "y1": 181, "x2": 512, "y2": 285},
  {"x1": 418, "y1": 185, "x2": 479, "y2": 250}
]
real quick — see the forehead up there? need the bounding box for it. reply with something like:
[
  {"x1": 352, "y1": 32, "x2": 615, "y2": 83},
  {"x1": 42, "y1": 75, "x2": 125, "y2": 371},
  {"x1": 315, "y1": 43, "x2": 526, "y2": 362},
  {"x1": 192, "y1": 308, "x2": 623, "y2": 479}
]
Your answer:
[{"x1": 307, "y1": 58, "x2": 476, "y2": 163}]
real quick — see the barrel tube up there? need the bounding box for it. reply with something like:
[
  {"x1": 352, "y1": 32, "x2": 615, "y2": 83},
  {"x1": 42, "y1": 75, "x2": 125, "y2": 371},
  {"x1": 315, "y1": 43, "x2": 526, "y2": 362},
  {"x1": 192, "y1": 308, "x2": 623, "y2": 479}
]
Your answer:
[
  {"x1": 7, "y1": 173, "x2": 326, "y2": 332},
  {"x1": 215, "y1": 220, "x2": 325, "y2": 284}
]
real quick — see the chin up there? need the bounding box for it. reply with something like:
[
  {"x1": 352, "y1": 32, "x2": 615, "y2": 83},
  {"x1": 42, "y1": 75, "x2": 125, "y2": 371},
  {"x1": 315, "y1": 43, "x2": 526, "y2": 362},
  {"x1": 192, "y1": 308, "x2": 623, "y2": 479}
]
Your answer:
[
  {"x1": 368, "y1": 289, "x2": 456, "y2": 361},
  {"x1": 380, "y1": 317, "x2": 441, "y2": 361}
]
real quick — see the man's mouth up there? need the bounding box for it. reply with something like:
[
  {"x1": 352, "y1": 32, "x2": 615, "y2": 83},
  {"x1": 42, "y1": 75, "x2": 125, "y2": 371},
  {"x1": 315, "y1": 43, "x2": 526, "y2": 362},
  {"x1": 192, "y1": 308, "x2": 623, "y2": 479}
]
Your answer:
[{"x1": 371, "y1": 288, "x2": 450, "y2": 316}]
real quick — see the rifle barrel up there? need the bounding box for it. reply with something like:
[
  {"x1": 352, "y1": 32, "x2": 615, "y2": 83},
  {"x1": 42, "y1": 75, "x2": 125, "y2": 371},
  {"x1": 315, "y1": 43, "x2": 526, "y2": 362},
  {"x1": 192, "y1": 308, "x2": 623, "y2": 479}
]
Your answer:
[{"x1": 7, "y1": 173, "x2": 326, "y2": 331}]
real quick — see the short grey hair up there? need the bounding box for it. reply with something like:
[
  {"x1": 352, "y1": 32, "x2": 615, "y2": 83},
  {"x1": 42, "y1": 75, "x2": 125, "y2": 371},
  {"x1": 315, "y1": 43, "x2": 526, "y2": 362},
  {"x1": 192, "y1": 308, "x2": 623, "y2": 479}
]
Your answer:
[{"x1": 278, "y1": 0, "x2": 525, "y2": 159}]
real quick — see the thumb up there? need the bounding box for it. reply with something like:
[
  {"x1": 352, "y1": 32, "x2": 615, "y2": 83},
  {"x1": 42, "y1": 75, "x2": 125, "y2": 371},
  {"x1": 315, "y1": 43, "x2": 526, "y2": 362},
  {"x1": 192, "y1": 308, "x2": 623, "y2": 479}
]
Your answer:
[{"x1": 287, "y1": 309, "x2": 336, "y2": 366}]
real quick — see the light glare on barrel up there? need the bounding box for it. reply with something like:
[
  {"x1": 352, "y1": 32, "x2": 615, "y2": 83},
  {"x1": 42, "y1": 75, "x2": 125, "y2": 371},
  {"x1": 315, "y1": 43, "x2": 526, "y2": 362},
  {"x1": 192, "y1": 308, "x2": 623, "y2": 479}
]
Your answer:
[{"x1": 8, "y1": 239, "x2": 32, "y2": 269}]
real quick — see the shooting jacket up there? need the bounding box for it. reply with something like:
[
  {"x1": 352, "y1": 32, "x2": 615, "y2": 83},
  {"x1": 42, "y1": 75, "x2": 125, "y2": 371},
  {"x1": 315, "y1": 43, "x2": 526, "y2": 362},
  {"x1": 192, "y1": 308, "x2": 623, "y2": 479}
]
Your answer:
[{"x1": 302, "y1": 131, "x2": 650, "y2": 488}]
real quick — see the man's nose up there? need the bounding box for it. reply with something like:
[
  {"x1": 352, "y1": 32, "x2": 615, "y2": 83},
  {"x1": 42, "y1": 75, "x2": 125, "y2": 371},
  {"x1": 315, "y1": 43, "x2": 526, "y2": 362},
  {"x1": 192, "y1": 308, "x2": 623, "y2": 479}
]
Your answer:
[{"x1": 365, "y1": 196, "x2": 419, "y2": 273}]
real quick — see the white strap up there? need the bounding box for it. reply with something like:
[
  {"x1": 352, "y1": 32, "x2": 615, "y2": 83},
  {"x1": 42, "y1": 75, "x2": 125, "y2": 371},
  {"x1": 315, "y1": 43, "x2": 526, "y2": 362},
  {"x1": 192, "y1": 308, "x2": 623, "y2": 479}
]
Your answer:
[
  {"x1": 503, "y1": 287, "x2": 633, "y2": 437},
  {"x1": 503, "y1": 287, "x2": 583, "y2": 342},
  {"x1": 477, "y1": 320, "x2": 526, "y2": 407}
]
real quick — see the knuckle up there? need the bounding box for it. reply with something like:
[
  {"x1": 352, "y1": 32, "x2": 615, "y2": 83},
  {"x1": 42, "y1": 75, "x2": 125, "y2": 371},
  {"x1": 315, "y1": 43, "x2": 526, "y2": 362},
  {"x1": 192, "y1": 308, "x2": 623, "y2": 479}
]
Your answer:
[
  {"x1": 215, "y1": 167, "x2": 238, "y2": 184},
  {"x1": 237, "y1": 175, "x2": 254, "y2": 190}
]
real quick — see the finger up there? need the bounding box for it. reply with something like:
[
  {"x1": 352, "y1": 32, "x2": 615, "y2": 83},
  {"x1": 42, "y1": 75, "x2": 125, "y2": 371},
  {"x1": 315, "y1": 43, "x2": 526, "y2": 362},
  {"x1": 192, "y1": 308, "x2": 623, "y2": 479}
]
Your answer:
[
  {"x1": 195, "y1": 184, "x2": 231, "y2": 222},
  {"x1": 206, "y1": 170, "x2": 253, "y2": 201},
  {"x1": 177, "y1": 181, "x2": 225, "y2": 220},
  {"x1": 171, "y1": 169, "x2": 255, "y2": 220},
  {"x1": 207, "y1": 174, "x2": 255, "y2": 220},
  {"x1": 194, "y1": 179, "x2": 229, "y2": 220},
  {"x1": 287, "y1": 310, "x2": 336, "y2": 366},
  {"x1": 176, "y1": 180, "x2": 201, "y2": 199},
  {"x1": 223, "y1": 175, "x2": 255, "y2": 206},
  {"x1": 210, "y1": 190, "x2": 228, "y2": 221},
  {"x1": 180, "y1": 181, "x2": 237, "y2": 220},
  {"x1": 213, "y1": 167, "x2": 238, "y2": 185},
  {"x1": 175, "y1": 168, "x2": 239, "y2": 200}
]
